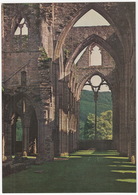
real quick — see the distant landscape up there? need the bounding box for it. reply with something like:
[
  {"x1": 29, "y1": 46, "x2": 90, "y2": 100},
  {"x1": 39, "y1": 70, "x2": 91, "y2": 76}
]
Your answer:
[{"x1": 79, "y1": 90, "x2": 112, "y2": 139}]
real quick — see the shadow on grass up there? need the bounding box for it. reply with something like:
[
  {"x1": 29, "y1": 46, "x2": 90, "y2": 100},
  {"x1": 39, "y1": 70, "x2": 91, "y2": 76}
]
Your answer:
[
  {"x1": 3, "y1": 150, "x2": 136, "y2": 193},
  {"x1": 70, "y1": 150, "x2": 136, "y2": 186}
]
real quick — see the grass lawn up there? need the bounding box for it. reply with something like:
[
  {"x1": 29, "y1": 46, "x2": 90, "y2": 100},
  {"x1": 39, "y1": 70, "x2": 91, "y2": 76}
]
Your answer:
[{"x1": 3, "y1": 150, "x2": 136, "y2": 193}]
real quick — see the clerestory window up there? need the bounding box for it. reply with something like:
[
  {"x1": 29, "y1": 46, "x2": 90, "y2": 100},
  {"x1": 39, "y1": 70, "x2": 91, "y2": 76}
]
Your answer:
[
  {"x1": 21, "y1": 71, "x2": 27, "y2": 86},
  {"x1": 89, "y1": 45, "x2": 102, "y2": 66},
  {"x1": 14, "y1": 18, "x2": 28, "y2": 36}
]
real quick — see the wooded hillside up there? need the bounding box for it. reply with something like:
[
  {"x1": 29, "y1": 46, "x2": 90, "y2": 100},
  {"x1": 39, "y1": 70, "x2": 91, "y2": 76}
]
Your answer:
[{"x1": 79, "y1": 90, "x2": 112, "y2": 124}]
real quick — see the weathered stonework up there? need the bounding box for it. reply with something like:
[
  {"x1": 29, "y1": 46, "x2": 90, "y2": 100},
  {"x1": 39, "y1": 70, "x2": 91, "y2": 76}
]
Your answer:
[{"x1": 2, "y1": 3, "x2": 136, "y2": 164}]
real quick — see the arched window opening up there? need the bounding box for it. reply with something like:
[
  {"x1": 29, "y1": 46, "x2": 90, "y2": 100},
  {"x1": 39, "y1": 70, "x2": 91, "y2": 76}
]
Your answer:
[
  {"x1": 79, "y1": 75, "x2": 112, "y2": 142},
  {"x1": 16, "y1": 117, "x2": 23, "y2": 141},
  {"x1": 74, "y1": 9, "x2": 110, "y2": 27},
  {"x1": 21, "y1": 71, "x2": 27, "y2": 86},
  {"x1": 14, "y1": 18, "x2": 28, "y2": 36},
  {"x1": 90, "y1": 46, "x2": 102, "y2": 66}
]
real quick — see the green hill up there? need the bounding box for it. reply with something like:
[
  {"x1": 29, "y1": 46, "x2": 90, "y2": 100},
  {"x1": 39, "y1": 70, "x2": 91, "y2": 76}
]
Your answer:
[{"x1": 80, "y1": 90, "x2": 112, "y2": 123}]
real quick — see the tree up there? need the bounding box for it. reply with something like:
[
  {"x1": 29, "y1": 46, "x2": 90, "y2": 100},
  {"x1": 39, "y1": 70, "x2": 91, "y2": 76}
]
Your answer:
[
  {"x1": 83, "y1": 110, "x2": 112, "y2": 140},
  {"x1": 97, "y1": 110, "x2": 112, "y2": 140},
  {"x1": 79, "y1": 120, "x2": 85, "y2": 140},
  {"x1": 84, "y1": 113, "x2": 95, "y2": 140}
]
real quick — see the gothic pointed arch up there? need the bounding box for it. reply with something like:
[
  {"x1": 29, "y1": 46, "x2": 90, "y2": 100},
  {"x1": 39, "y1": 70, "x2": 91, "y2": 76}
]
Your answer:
[
  {"x1": 12, "y1": 93, "x2": 40, "y2": 116},
  {"x1": 65, "y1": 34, "x2": 120, "y2": 74},
  {"x1": 54, "y1": 4, "x2": 121, "y2": 60},
  {"x1": 76, "y1": 71, "x2": 113, "y2": 101}
]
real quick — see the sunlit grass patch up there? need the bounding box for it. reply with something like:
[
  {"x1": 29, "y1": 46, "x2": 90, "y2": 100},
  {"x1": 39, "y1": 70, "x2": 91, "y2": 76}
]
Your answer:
[
  {"x1": 111, "y1": 170, "x2": 136, "y2": 174},
  {"x1": 92, "y1": 150, "x2": 119, "y2": 156},
  {"x1": 68, "y1": 156, "x2": 82, "y2": 159},
  {"x1": 108, "y1": 164, "x2": 136, "y2": 168},
  {"x1": 26, "y1": 156, "x2": 36, "y2": 159},
  {"x1": 116, "y1": 179, "x2": 136, "y2": 183},
  {"x1": 113, "y1": 161, "x2": 134, "y2": 164},
  {"x1": 56, "y1": 155, "x2": 82, "y2": 159},
  {"x1": 71, "y1": 150, "x2": 119, "y2": 156},
  {"x1": 54, "y1": 157, "x2": 69, "y2": 161},
  {"x1": 71, "y1": 150, "x2": 95, "y2": 156},
  {"x1": 12, "y1": 155, "x2": 36, "y2": 159},
  {"x1": 104, "y1": 156, "x2": 129, "y2": 160}
]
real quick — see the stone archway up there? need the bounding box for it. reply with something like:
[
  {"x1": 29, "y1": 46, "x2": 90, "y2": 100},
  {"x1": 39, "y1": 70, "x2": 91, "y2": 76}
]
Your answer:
[
  {"x1": 65, "y1": 34, "x2": 120, "y2": 75},
  {"x1": 54, "y1": 3, "x2": 122, "y2": 60},
  {"x1": 78, "y1": 74, "x2": 113, "y2": 149}
]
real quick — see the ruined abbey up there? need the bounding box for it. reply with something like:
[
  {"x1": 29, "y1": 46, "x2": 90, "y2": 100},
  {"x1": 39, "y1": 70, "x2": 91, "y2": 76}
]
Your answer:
[{"x1": 2, "y1": 3, "x2": 136, "y2": 163}]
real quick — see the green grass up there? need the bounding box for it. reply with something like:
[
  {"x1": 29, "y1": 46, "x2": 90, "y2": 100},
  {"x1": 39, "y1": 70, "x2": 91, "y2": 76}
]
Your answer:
[{"x1": 3, "y1": 150, "x2": 136, "y2": 193}]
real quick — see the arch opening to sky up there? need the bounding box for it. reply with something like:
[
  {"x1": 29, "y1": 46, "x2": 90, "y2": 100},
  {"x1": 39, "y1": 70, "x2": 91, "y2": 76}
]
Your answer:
[{"x1": 74, "y1": 9, "x2": 110, "y2": 27}]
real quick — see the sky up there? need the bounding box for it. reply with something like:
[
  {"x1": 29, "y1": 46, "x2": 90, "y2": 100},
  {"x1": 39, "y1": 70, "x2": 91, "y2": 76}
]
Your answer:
[{"x1": 74, "y1": 9, "x2": 110, "y2": 27}]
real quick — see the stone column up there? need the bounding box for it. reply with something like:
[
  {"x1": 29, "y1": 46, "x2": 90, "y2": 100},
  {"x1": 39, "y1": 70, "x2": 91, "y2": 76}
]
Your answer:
[
  {"x1": 11, "y1": 123, "x2": 16, "y2": 155},
  {"x1": 60, "y1": 112, "x2": 69, "y2": 156},
  {"x1": 66, "y1": 115, "x2": 69, "y2": 154},
  {"x1": 22, "y1": 126, "x2": 29, "y2": 156},
  {"x1": 71, "y1": 131, "x2": 73, "y2": 152},
  {"x1": 73, "y1": 100, "x2": 79, "y2": 151},
  {"x1": 2, "y1": 132, "x2": 6, "y2": 161},
  {"x1": 4, "y1": 120, "x2": 12, "y2": 161},
  {"x1": 37, "y1": 58, "x2": 55, "y2": 162},
  {"x1": 37, "y1": 117, "x2": 54, "y2": 162},
  {"x1": 33, "y1": 138, "x2": 37, "y2": 155},
  {"x1": 37, "y1": 119, "x2": 45, "y2": 156},
  {"x1": 118, "y1": 80, "x2": 128, "y2": 156},
  {"x1": 112, "y1": 85, "x2": 120, "y2": 150},
  {"x1": 58, "y1": 107, "x2": 62, "y2": 154},
  {"x1": 69, "y1": 130, "x2": 73, "y2": 153},
  {"x1": 58, "y1": 82, "x2": 69, "y2": 156},
  {"x1": 127, "y1": 53, "x2": 136, "y2": 162},
  {"x1": 2, "y1": 94, "x2": 12, "y2": 161}
]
